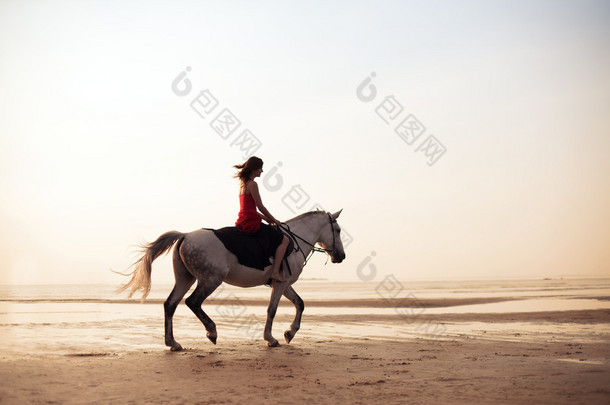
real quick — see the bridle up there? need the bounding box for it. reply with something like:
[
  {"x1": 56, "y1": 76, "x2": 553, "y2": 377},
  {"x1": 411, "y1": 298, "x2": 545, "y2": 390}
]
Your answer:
[{"x1": 278, "y1": 213, "x2": 339, "y2": 266}]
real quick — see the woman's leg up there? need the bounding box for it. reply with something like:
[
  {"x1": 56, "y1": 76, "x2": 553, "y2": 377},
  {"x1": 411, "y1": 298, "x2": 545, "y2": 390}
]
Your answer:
[{"x1": 271, "y1": 235, "x2": 289, "y2": 282}]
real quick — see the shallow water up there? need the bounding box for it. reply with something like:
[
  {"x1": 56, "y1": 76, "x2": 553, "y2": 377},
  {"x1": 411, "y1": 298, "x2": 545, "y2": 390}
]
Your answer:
[
  {"x1": 1, "y1": 279, "x2": 609, "y2": 356},
  {"x1": 2, "y1": 278, "x2": 609, "y2": 302}
]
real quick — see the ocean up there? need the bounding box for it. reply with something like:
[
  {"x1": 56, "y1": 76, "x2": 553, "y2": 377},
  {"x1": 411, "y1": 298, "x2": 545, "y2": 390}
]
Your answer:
[{"x1": 1, "y1": 278, "x2": 609, "y2": 356}]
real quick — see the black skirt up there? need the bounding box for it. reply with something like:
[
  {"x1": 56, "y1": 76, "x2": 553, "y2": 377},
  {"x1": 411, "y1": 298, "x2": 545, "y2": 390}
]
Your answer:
[{"x1": 212, "y1": 224, "x2": 284, "y2": 270}]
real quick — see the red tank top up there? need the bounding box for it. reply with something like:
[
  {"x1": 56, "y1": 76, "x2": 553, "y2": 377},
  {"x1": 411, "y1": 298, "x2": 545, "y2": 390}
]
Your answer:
[{"x1": 235, "y1": 193, "x2": 261, "y2": 233}]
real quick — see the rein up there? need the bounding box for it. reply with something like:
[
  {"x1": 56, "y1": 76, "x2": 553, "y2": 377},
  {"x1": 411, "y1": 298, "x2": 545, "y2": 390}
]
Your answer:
[{"x1": 278, "y1": 213, "x2": 337, "y2": 266}]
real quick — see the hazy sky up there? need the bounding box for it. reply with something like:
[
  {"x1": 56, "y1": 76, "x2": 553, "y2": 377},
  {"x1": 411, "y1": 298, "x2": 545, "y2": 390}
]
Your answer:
[{"x1": 1, "y1": 0, "x2": 609, "y2": 285}]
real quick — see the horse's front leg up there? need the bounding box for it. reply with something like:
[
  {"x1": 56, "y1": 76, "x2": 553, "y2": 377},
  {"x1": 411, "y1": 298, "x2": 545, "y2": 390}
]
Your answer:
[
  {"x1": 282, "y1": 286, "x2": 304, "y2": 344},
  {"x1": 264, "y1": 282, "x2": 287, "y2": 347}
]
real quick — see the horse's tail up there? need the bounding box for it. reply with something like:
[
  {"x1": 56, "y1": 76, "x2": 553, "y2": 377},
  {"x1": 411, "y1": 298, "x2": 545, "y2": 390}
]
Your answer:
[{"x1": 116, "y1": 231, "x2": 186, "y2": 302}]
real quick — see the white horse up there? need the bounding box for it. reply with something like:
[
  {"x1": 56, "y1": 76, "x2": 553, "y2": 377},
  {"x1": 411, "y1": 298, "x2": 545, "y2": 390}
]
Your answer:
[{"x1": 118, "y1": 210, "x2": 345, "y2": 351}]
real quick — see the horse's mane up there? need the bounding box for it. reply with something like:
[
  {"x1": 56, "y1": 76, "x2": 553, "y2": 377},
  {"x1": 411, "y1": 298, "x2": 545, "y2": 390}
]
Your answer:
[{"x1": 286, "y1": 210, "x2": 326, "y2": 223}]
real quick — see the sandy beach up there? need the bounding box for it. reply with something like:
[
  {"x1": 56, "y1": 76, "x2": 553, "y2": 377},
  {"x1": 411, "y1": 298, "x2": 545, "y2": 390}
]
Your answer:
[{"x1": 1, "y1": 307, "x2": 609, "y2": 404}]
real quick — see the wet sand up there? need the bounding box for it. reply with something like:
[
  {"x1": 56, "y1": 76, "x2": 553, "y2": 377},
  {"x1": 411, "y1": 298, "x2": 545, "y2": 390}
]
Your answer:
[
  {"x1": 1, "y1": 309, "x2": 609, "y2": 404},
  {"x1": 2, "y1": 297, "x2": 523, "y2": 307}
]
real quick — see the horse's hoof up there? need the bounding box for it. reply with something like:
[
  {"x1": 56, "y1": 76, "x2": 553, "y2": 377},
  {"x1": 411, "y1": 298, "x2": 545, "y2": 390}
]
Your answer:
[
  {"x1": 170, "y1": 343, "x2": 183, "y2": 352},
  {"x1": 207, "y1": 331, "x2": 217, "y2": 345},
  {"x1": 284, "y1": 330, "x2": 293, "y2": 344},
  {"x1": 267, "y1": 340, "x2": 281, "y2": 347}
]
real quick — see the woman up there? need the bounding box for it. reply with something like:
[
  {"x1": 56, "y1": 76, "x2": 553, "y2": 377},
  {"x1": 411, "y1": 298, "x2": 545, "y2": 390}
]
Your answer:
[{"x1": 234, "y1": 156, "x2": 290, "y2": 282}]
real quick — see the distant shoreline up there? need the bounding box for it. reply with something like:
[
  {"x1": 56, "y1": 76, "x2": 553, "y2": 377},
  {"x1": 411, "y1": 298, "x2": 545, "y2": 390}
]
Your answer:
[{"x1": 2, "y1": 276, "x2": 610, "y2": 287}]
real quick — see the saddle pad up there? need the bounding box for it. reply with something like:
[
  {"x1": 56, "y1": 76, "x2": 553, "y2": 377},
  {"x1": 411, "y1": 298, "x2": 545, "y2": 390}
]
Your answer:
[{"x1": 210, "y1": 225, "x2": 293, "y2": 271}]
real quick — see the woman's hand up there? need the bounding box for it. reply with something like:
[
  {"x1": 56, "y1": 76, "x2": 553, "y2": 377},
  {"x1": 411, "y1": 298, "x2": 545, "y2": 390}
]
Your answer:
[{"x1": 260, "y1": 212, "x2": 281, "y2": 227}]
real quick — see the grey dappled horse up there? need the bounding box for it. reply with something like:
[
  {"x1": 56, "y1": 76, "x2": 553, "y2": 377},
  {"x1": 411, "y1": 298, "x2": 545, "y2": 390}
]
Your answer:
[{"x1": 118, "y1": 210, "x2": 345, "y2": 350}]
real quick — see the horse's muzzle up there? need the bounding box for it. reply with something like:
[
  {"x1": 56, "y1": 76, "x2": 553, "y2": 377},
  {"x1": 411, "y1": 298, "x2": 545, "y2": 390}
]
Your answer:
[{"x1": 331, "y1": 251, "x2": 346, "y2": 263}]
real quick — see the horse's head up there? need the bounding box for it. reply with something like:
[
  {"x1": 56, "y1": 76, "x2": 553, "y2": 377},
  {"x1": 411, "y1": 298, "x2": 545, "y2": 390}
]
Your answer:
[{"x1": 317, "y1": 210, "x2": 346, "y2": 263}]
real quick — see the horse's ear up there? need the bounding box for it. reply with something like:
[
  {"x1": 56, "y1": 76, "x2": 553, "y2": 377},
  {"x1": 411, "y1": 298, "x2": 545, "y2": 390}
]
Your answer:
[{"x1": 331, "y1": 209, "x2": 343, "y2": 220}]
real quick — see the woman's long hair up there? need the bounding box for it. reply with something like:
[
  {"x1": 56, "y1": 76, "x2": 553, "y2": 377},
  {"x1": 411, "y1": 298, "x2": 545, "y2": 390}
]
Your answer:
[{"x1": 233, "y1": 156, "x2": 263, "y2": 183}]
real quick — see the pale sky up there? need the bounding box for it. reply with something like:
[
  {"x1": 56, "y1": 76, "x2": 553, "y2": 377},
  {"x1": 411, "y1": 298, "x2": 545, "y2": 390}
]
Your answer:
[{"x1": 1, "y1": 0, "x2": 609, "y2": 285}]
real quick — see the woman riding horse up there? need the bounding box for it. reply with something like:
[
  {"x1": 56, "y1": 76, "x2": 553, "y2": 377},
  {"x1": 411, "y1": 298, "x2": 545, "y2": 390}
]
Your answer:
[{"x1": 233, "y1": 156, "x2": 290, "y2": 282}]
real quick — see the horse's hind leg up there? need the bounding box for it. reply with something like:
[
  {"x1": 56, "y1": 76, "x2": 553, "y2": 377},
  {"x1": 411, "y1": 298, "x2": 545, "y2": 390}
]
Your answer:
[
  {"x1": 283, "y1": 286, "x2": 304, "y2": 344},
  {"x1": 185, "y1": 277, "x2": 223, "y2": 345},
  {"x1": 164, "y1": 249, "x2": 195, "y2": 351}
]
